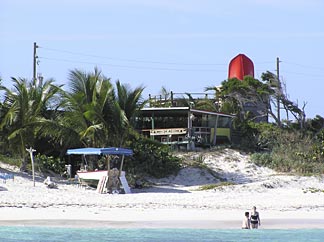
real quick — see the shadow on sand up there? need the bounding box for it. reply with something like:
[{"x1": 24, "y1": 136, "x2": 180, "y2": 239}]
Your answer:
[
  {"x1": 0, "y1": 166, "x2": 47, "y2": 184},
  {"x1": 132, "y1": 185, "x2": 191, "y2": 194},
  {"x1": 0, "y1": 186, "x2": 8, "y2": 191}
]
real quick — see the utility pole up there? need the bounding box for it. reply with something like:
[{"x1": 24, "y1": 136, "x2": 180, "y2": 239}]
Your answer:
[
  {"x1": 33, "y1": 42, "x2": 38, "y2": 82},
  {"x1": 276, "y1": 57, "x2": 281, "y2": 127}
]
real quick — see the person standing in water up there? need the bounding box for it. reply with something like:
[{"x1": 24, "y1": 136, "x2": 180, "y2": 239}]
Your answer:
[
  {"x1": 242, "y1": 212, "x2": 250, "y2": 229},
  {"x1": 250, "y1": 206, "x2": 261, "y2": 229}
]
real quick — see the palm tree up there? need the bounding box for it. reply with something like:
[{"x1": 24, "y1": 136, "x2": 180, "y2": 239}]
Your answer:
[
  {"x1": 115, "y1": 81, "x2": 145, "y2": 125},
  {"x1": 39, "y1": 68, "x2": 145, "y2": 152},
  {"x1": 109, "y1": 81, "x2": 145, "y2": 146},
  {"x1": 60, "y1": 67, "x2": 114, "y2": 147},
  {"x1": 0, "y1": 77, "x2": 61, "y2": 170}
]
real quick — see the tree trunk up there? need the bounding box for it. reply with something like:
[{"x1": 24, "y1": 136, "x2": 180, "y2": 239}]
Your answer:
[{"x1": 20, "y1": 155, "x2": 29, "y2": 172}]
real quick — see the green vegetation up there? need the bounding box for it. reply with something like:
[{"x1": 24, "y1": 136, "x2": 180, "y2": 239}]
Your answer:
[
  {"x1": 303, "y1": 187, "x2": 324, "y2": 193},
  {"x1": 206, "y1": 76, "x2": 324, "y2": 176},
  {"x1": 0, "y1": 77, "x2": 61, "y2": 171},
  {"x1": 0, "y1": 154, "x2": 21, "y2": 167},
  {"x1": 0, "y1": 71, "x2": 181, "y2": 177},
  {"x1": 1, "y1": 70, "x2": 323, "y2": 178},
  {"x1": 247, "y1": 122, "x2": 324, "y2": 175},
  {"x1": 127, "y1": 134, "x2": 181, "y2": 178},
  {"x1": 197, "y1": 182, "x2": 236, "y2": 191},
  {"x1": 35, "y1": 154, "x2": 66, "y2": 175}
]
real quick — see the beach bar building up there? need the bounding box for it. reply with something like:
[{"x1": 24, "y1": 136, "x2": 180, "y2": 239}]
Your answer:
[{"x1": 136, "y1": 107, "x2": 234, "y2": 150}]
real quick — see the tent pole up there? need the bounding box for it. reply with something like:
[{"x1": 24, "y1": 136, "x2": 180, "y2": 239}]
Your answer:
[
  {"x1": 119, "y1": 155, "x2": 125, "y2": 177},
  {"x1": 107, "y1": 155, "x2": 110, "y2": 176}
]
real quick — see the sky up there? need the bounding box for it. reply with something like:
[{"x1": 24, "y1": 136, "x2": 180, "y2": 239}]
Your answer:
[{"x1": 1, "y1": 0, "x2": 324, "y2": 119}]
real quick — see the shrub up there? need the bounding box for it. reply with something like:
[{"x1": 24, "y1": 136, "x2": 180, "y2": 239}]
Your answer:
[
  {"x1": 197, "y1": 182, "x2": 236, "y2": 191},
  {"x1": 251, "y1": 130, "x2": 324, "y2": 175},
  {"x1": 0, "y1": 154, "x2": 21, "y2": 167},
  {"x1": 126, "y1": 134, "x2": 181, "y2": 178},
  {"x1": 35, "y1": 154, "x2": 66, "y2": 174}
]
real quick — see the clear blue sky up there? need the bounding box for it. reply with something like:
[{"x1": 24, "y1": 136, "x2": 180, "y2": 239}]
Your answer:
[{"x1": 1, "y1": 0, "x2": 323, "y2": 118}]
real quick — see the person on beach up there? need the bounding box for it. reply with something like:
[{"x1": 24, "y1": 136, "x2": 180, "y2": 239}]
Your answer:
[
  {"x1": 250, "y1": 206, "x2": 261, "y2": 229},
  {"x1": 242, "y1": 211, "x2": 250, "y2": 229}
]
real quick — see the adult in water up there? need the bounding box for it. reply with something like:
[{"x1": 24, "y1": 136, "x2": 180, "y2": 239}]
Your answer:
[{"x1": 250, "y1": 206, "x2": 261, "y2": 229}]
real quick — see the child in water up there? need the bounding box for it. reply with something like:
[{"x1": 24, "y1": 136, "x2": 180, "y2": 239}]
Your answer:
[{"x1": 242, "y1": 211, "x2": 250, "y2": 229}]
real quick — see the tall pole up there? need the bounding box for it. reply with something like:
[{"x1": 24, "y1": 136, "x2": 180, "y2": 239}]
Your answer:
[
  {"x1": 33, "y1": 42, "x2": 38, "y2": 81},
  {"x1": 276, "y1": 57, "x2": 281, "y2": 127},
  {"x1": 26, "y1": 147, "x2": 36, "y2": 187}
]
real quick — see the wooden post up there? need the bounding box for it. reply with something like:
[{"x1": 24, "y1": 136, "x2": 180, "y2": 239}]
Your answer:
[
  {"x1": 188, "y1": 110, "x2": 193, "y2": 150},
  {"x1": 26, "y1": 147, "x2": 36, "y2": 187},
  {"x1": 213, "y1": 115, "x2": 219, "y2": 146},
  {"x1": 33, "y1": 42, "x2": 38, "y2": 82}
]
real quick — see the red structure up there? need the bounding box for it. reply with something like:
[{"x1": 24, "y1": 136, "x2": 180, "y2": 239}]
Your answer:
[{"x1": 228, "y1": 54, "x2": 254, "y2": 80}]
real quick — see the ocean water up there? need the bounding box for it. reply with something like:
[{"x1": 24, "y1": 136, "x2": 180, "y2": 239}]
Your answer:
[{"x1": 0, "y1": 227, "x2": 323, "y2": 242}]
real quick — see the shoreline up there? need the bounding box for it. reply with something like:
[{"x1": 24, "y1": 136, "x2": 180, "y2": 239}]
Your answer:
[
  {"x1": 1, "y1": 207, "x2": 324, "y2": 229},
  {"x1": 1, "y1": 219, "x2": 324, "y2": 229}
]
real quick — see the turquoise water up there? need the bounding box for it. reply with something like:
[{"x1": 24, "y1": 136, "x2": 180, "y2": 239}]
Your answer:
[{"x1": 0, "y1": 227, "x2": 323, "y2": 242}]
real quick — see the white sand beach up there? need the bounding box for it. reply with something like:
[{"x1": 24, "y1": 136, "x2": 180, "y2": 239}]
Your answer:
[{"x1": 1, "y1": 149, "x2": 324, "y2": 229}]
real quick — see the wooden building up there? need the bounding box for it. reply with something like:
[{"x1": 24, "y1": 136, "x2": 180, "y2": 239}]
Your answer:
[{"x1": 135, "y1": 107, "x2": 234, "y2": 150}]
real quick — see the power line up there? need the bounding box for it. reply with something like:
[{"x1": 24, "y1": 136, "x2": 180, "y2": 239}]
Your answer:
[
  {"x1": 282, "y1": 71, "x2": 324, "y2": 78},
  {"x1": 39, "y1": 45, "x2": 280, "y2": 69},
  {"x1": 39, "y1": 45, "x2": 324, "y2": 78},
  {"x1": 254, "y1": 61, "x2": 275, "y2": 65},
  {"x1": 283, "y1": 61, "x2": 322, "y2": 71},
  {"x1": 40, "y1": 56, "x2": 324, "y2": 77},
  {"x1": 40, "y1": 46, "x2": 227, "y2": 66},
  {"x1": 38, "y1": 56, "x2": 225, "y2": 72}
]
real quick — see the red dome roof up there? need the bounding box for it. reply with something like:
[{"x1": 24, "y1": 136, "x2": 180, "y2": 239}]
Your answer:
[{"x1": 228, "y1": 54, "x2": 254, "y2": 80}]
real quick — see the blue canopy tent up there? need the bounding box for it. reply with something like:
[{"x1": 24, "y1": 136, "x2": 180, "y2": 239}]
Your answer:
[
  {"x1": 66, "y1": 147, "x2": 103, "y2": 155},
  {"x1": 66, "y1": 147, "x2": 133, "y2": 156},
  {"x1": 66, "y1": 148, "x2": 103, "y2": 173},
  {"x1": 100, "y1": 147, "x2": 133, "y2": 156},
  {"x1": 66, "y1": 147, "x2": 133, "y2": 175}
]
